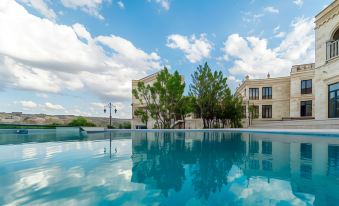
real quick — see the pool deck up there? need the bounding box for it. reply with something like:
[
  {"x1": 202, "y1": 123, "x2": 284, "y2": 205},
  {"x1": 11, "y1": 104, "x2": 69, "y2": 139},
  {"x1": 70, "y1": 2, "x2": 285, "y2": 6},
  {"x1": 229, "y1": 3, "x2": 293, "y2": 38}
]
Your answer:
[{"x1": 1, "y1": 128, "x2": 339, "y2": 137}]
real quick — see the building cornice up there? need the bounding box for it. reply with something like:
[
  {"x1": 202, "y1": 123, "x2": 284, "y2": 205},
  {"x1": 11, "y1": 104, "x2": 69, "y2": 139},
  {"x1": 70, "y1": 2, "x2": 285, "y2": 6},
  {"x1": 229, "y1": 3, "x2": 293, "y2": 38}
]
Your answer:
[{"x1": 315, "y1": 0, "x2": 339, "y2": 29}]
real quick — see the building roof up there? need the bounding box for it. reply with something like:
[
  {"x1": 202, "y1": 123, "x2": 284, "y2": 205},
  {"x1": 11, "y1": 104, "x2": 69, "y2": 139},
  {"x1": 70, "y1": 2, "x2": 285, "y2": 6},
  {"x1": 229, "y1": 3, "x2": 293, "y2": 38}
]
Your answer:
[
  {"x1": 315, "y1": 0, "x2": 339, "y2": 28},
  {"x1": 133, "y1": 71, "x2": 161, "y2": 82}
]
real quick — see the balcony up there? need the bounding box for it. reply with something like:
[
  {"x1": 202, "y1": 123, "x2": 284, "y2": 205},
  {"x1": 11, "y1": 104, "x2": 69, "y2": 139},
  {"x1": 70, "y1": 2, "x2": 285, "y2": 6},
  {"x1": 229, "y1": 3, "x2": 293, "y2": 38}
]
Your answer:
[{"x1": 327, "y1": 40, "x2": 339, "y2": 61}]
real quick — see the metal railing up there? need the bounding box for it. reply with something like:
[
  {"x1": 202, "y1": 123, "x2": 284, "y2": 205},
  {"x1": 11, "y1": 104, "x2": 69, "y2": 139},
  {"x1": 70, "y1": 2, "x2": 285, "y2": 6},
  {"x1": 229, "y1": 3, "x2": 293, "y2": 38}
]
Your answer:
[{"x1": 327, "y1": 40, "x2": 339, "y2": 61}]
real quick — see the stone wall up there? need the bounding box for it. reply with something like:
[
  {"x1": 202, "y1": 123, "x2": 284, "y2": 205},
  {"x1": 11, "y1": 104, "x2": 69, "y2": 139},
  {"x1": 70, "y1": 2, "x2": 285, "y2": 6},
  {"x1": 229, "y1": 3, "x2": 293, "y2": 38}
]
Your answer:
[{"x1": 314, "y1": 1, "x2": 339, "y2": 120}]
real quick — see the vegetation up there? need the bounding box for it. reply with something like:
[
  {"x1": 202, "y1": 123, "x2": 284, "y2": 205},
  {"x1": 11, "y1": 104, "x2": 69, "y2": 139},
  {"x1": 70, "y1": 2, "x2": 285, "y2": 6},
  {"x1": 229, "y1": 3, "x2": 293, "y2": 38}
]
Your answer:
[
  {"x1": 133, "y1": 67, "x2": 185, "y2": 129},
  {"x1": 0, "y1": 124, "x2": 57, "y2": 129},
  {"x1": 67, "y1": 117, "x2": 96, "y2": 127},
  {"x1": 248, "y1": 104, "x2": 258, "y2": 126},
  {"x1": 133, "y1": 63, "x2": 244, "y2": 129},
  {"x1": 189, "y1": 63, "x2": 243, "y2": 128}
]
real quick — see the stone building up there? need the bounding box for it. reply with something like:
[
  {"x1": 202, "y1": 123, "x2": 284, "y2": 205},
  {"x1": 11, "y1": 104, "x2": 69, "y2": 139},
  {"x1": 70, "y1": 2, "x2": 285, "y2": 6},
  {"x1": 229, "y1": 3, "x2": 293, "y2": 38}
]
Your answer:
[
  {"x1": 236, "y1": 64, "x2": 315, "y2": 120},
  {"x1": 237, "y1": 1, "x2": 339, "y2": 122},
  {"x1": 131, "y1": 72, "x2": 160, "y2": 129},
  {"x1": 314, "y1": 0, "x2": 339, "y2": 120}
]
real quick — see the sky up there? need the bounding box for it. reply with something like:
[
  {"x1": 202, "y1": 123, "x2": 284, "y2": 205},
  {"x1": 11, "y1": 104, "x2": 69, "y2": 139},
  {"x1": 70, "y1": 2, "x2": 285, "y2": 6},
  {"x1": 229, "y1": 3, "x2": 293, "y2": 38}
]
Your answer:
[{"x1": 0, "y1": 0, "x2": 333, "y2": 118}]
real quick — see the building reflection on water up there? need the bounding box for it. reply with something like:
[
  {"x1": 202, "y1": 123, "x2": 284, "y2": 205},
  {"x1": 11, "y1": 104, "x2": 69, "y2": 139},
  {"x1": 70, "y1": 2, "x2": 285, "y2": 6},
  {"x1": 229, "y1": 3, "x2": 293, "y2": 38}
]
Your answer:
[{"x1": 130, "y1": 131, "x2": 339, "y2": 205}]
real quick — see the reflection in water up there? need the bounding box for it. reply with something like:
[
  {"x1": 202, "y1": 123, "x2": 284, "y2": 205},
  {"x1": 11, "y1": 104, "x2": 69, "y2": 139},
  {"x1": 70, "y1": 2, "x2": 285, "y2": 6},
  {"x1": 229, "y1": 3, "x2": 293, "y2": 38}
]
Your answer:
[
  {"x1": 130, "y1": 132, "x2": 339, "y2": 205},
  {"x1": 0, "y1": 131, "x2": 339, "y2": 205}
]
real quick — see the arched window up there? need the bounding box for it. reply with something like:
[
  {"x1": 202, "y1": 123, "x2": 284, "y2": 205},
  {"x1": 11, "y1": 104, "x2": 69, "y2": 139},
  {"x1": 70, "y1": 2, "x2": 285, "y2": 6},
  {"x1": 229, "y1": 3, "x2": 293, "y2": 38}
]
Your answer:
[
  {"x1": 332, "y1": 27, "x2": 339, "y2": 41},
  {"x1": 327, "y1": 27, "x2": 339, "y2": 60}
]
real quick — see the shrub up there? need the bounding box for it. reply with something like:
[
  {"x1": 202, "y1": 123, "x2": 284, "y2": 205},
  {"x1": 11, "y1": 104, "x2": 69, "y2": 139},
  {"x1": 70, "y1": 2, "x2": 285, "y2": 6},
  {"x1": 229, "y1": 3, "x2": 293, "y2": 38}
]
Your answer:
[{"x1": 68, "y1": 117, "x2": 96, "y2": 127}]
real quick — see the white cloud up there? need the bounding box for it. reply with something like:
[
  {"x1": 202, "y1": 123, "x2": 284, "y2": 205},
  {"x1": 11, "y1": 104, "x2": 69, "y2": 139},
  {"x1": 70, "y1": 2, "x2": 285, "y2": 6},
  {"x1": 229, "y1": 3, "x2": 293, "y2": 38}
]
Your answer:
[
  {"x1": 36, "y1": 93, "x2": 49, "y2": 98},
  {"x1": 72, "y1": 23, "x2": 92, "y2": 42},
  {"x1": 273, "y1": 25, "x2": 286, "y2": 38},
  {"x1": 293, "y1": 0, "x2": 303, "y2": 7},
  {"x1": 166, "y1": 34, "x2": 212, "y2": 63},
  {"x1": 150, "y1": 0, "x2": 170, "y2": 11},
  {"x1": 45, "y1": 102, "x2": 64, "y2": 110},
  {"x1": 0, "y1": 0, "x2": 162, "y2": 107},
  {"x1": 275, "y1": 32, "x2": 286, "y2": 38},
  {"x1": 91, "y1": 102, "x2": 106, "y2": 108},
  {"x1": 60, "y1": 0, "x2": 105, "y2": 20},
  {"x1": 117, "y1": 1, "x2": 124, "y2": 9},
  {"x1": 275, "y1": 17, "x2": 315, "y2": 62},
  {"x1": 19, "y1": 100, "x2": 65, "y2": 111},
  {"x1": 264, "y1": 6, "x2": 279, "y2": 14},
  {"x1": 20, "y1": 101, "x2": 38, "y2": 109},
  {"x1": 222, "y1": 17, "x2": 314, "y2": 78},
  {"x1": 19, "y1": 0, "x2": 57, "y2": 20},
  {"x1": 242, "y1": 12, "x2": 264, "y2": 24}
]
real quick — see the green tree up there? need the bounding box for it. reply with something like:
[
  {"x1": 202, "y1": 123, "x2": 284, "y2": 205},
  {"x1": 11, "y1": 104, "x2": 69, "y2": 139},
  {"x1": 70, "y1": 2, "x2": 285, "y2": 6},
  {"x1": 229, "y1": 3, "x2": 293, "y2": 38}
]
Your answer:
[
  {"x1": 189, "y1": 63, "x2": 228, "y2": 128},
  {"x1": 228, "y1": 96, "x2": 243, "y2": 128},
  {"x1": 68, "y1": 117, "x2": 96, "y2": 127},
  {"x1": 248, "y1": 104, "x2": 258, "y2": 126},
  {"x1": 132, "y1": 67, "x2": 185, "y2": 129},
  {"x1": 134, "y1": 108, "x2": 149, "y2": 127},
  {"x1": 176, "y1": 96, "x2": 195, "y2": 128}
]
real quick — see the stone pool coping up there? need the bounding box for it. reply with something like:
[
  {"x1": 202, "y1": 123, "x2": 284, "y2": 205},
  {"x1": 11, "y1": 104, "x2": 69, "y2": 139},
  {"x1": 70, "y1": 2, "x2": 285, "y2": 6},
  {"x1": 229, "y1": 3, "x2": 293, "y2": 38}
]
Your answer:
[
  {"x1": 1, "y1": 128, "x2": 339, "y2": 137},
  {"x1": 107, "y1": 128, "x2": 339, "y2": 137}
]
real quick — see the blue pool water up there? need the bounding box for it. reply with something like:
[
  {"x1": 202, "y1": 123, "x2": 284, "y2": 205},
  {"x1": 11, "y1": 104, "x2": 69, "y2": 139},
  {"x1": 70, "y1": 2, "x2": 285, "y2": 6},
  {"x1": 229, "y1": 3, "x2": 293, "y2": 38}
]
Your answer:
[{"x1": 1, "y1": 130, "x2": 339, "y2": 205}]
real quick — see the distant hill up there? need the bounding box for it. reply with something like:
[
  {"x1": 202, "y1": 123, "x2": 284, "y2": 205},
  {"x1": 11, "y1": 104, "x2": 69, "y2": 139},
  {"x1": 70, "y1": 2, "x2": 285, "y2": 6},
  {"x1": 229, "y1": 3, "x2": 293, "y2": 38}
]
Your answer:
[{"x1": 0, "y1": 112, "x2": 130, "y2": 127}]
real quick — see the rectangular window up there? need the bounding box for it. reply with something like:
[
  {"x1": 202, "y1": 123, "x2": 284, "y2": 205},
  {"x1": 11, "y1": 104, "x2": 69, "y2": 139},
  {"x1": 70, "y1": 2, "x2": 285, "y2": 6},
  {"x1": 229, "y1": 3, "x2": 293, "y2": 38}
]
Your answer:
[
  {"x1": 249, "y1": 140, "x2": 259, "y2": 154},
  {"x1": 300, "y1": 164, "x2": 312, "y2": 179},
  {"x1": 249, "y1": 88, "x2": 259, "y2": 100},
  {"x1": 300, "y1": 100, "x2": 312, "y2": 117},
  {"x1": 262, "y1": 87, "x2": 272, "y2": 99},
  {"x1": 328, "y1": 145, "x2": 339, "y2": 177},
  {"x1": 262, "y1": 105, "x2": 272, "y2": 118},
  {"x1": 301, "y1": 80, "x2": 312, "y2": 94},
  {"x1": 249, "y1": 105, "x2": 259, "y2": 119},
  {"x1": 329, "y1": 83, "x2": 339, "y2": 118},
  {"x1": 249, "y1": 159, "x2": 259, "y2": 169},
  {"x1": 300, "y1": 143, "x2": 312, "y2": 160},
  {"x1": 262, "y1": 160, "x2": 272, "y2": 171},
  {"x1": 262, "y1": 141, "x2": 272, "y2": 155}
]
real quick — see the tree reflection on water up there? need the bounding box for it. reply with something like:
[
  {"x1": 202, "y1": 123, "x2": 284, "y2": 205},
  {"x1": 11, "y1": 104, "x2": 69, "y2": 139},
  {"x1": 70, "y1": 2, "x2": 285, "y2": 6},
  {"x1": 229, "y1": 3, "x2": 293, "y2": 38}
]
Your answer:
[{"x1": 131, "y1": 131, "x2": 246, "y2": 199}]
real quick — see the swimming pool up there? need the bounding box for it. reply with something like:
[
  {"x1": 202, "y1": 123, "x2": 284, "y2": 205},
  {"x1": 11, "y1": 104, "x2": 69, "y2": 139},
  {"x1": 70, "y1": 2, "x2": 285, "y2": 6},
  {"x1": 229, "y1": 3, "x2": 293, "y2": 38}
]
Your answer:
[{"x1": 0, "y1": 130, "x2": 338, "y2": 205}]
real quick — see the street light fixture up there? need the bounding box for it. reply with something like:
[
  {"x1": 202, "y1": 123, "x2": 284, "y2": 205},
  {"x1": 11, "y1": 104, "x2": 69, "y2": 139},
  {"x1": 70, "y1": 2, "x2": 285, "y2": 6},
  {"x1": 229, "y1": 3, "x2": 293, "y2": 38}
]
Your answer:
[{"x1": 104, "y1": 102, "x2": 117, "y2": 128}]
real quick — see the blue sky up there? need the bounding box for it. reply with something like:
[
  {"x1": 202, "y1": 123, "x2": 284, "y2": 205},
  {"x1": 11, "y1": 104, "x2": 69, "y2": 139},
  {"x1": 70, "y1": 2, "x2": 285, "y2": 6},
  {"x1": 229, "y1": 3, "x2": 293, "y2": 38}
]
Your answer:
[{"x1": 0, "y1": 0, "x2": 332, "y2": 118}]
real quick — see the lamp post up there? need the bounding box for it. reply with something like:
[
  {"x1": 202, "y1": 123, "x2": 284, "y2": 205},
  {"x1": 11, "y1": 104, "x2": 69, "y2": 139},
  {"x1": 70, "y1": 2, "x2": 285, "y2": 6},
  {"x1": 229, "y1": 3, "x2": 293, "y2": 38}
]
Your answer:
[{"x1": 104, "y1": 102, "x2": 117, "y2": 128}]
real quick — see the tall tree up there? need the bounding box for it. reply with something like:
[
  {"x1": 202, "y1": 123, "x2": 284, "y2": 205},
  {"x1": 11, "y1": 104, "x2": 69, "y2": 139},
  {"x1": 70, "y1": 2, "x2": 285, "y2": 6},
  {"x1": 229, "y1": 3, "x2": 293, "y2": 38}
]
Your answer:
[
  {"x1": 189, "y1": 63, "x2": 228, "y2": 128},
  {"x1": 176, "y1": 96, "x2": 195, "y2": 128},
  {"x1": 132, "y1": 67, "x2": 185, "y2": 129}
]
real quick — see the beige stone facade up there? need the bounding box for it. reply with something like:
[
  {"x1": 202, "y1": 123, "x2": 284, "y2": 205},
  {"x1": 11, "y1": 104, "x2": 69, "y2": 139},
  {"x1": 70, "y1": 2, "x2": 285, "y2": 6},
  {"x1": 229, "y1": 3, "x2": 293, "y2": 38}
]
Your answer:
[
  {"x1": 236, "y1": 64, "x2": 316, "y2": 121},
  {"x1": 236, "y1": 75, "x2": 291, "y2": 120},
  {"x1": 314, "y1": 0, "x2": 339, "y2": 120},
  {"x1": 131, "y1": 72, "x2": 160, "y2": 129}
]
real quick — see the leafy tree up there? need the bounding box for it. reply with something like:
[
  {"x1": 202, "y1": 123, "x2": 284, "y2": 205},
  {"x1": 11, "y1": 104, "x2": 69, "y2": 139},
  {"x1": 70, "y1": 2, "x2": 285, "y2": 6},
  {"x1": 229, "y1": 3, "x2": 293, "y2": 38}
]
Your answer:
[
  {"x1": 68, "y1": 117, "x2": 96, "y2": 127},
  {"x1": 132, "y1": 67, "x2": 185, "y2": 129},
  {"x1": 189, "y1": 63, "x2": 228, "y2": 128},
  {"x1": 248, "y1": 104, "x2": 258, "y2": 126},
  {"x1": 134, "y1": 108, "x2": 149, "y2": 127},
  {"x1": 176, "y1": 96, "x2": 195, "y2": 128},
  {"x1": 228, "y1": 95, "x2": 243, "y2": 128}
]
